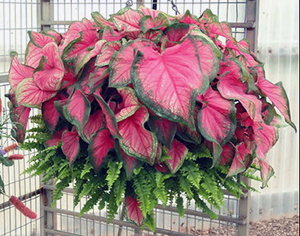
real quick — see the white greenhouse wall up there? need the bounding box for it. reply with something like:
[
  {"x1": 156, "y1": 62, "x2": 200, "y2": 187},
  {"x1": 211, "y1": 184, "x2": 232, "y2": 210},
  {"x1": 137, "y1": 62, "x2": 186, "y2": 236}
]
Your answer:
[{"x1": 249, "y1": 0, "x2": 299, "y2": 221}]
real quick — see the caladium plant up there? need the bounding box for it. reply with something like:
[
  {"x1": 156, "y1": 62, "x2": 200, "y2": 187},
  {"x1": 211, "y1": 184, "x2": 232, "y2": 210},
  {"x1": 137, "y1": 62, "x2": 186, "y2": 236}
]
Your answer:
[{"x1": 7, "y1": 6, "x2": 296, "y2": 230}]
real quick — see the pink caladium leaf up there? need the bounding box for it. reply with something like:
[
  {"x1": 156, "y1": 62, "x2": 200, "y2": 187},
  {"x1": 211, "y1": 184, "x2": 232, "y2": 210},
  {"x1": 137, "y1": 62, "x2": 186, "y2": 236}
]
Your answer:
[
  {"x1": 199, "y1": 9, "x2": 219, "y2": 24},
  {"x1": 148, "y1": 114, "x2": 177, "y2": 149},
  {"x1": 91, "y1": 12, "x2": 117, "y2": 29},
  {"x1": 25, "y1": 31, "x2": 57, "y2": 68},
  {"x1": 44, "y1": 128, "x2": 67, "y2": 147},
  {"x1": 177, "y1": 10, "x2": 199, "y2": 25},
  {"x1": 192, "y1": 35, "x2": 220, "y2": 81},
  {"x1": 99, "y1": 26, "x2": 126, "y2": 42},
  {"x1": 138, "y1": 6, "x2": 160, "y2": 19},
  {"x1": 117, "y1": 106, "x2": 157, "y2": 164},
  {"x1": 62, "y1": 29, "x2": 99, "y2": 75},
  {"x1": 226, "y1": 39, "x2": 259, "y2": 68},
  {"x1": 125, "y1": 196, "x2": 144, "y2": 226},
  {"x1": 94, "y1": 93, "x2": 121, "y2": 139},
  {"x1": 161, "y1": 23, "x2": 190, "y2": 49},
  {"x1": 33, "y1": 42, "x2": 64, "y2": 91},
  {"x1": 63, "y1": 89, "x2": 91, "y2": 132},
  {"x1": 89, "y1": 66, "x2": 109, "y2": 93},
  {"x1": 42, "y1": 94, "x2": 63, "y2": 131},
  {"x1": 62, "y1": 128, "x2": 80, "y2": 165},
  {"x1": 77, "y1": 40, "x2": 106, "y2": 73},
  {"x1": 197, "y1": 87, "x2": 236, "y2": 165},
  {"x1": 138, "y1": 30, "x2": 162, "y2": 44},
  {"x1": 95, "y1": 41, "x2": 122, "y2": 67},
  {"x1": 88, "y1": 129, "x2": 114, "y2": 172},
  {"x1": 140, "y1": 13, "x2": 170, "y2": 33},
  {"x1": 44, "y1": 30, "x2": 62, "y2": 45},
  {"x1": 227, "y1": 142, "x2": 252, "y2": 177},
  {"x1": 165, "y1": 139, "x2": 188, "y2": 173},
  {"x1": 205, "y1": 22, "x2": 234, "y2": 41},
  {"x1": 254, "y1": 68, "x2": 296, "y2": 131},
  {"x1": 8, "y1": 55, "x2": 34, "y2": 92},
  {"x1": 131, "y1": 35, "x2": 210, "y2": 129},
  {"x1": 59, "y1": 18, "x2": 96, "y2": 54},
  {"x1": 252, "y1": 122, "x2": 278, "y2": 161},
  {"x1": 115, "y1": 87, "x2": 141, "y2": 122},
  {"x1": 177, "y1": 123, "x2": 202, "y2": 144},
  {"x1": 109, "y1": 39, "x2": 156, "y2": 88},
  {"x1": 15, "y1": 78, "x2": 57, "y2": 108},
  {"x1": 82, "y1": 109, "x2": 105, "y2": 143},
  {"x1": 116, "y1": 145, "x2": 140, "y2": 179},
  {"x1": 220, "y1": 143, "x2": 235, "y2": 165},
  {"x1": 6, "y1": 91, "x2": 31, "y2": 143},
  {"x1": 259, "y1": 159, "x2": 275, "y2": 188},
  {"x1": 111, "y1": 7, "x2": 144, "y2": 32},
  {"x1": 217, "y1": 59, "x2": 263, "y2": 122},
  {"x1": 154, "y1": 162, "x2": 170, "y2": 173}
]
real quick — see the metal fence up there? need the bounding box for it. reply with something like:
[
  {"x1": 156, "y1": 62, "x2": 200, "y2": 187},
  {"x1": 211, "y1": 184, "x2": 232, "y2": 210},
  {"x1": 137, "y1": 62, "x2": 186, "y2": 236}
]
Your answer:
[{"x1": 0, "y1": 1, "x2": 259, "y2": 235}]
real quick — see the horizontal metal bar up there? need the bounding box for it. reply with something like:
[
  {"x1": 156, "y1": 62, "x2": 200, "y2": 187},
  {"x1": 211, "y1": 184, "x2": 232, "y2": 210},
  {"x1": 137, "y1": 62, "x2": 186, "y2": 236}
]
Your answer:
[
  {"x1": 42, "y1": 184, "x2": 246, "y2": 224},
  {"x1": 0, "y1": 187, "x2": 43, "y2": 210},
  {"x1": 155, "y1": 204, "x2": 247, "y2": 225},
  {"x1": 44, "y1": 207, "x2": 194, "y2": 236},
  {"x1": 44, "y1": 229, "x2": 82, "y2": 236},
  {"x1": 40, "y1": 20, "x2": 254, "y2": 29},
  {"x1": 43, "y1": 184, "x2": 243, "y2": 198}
]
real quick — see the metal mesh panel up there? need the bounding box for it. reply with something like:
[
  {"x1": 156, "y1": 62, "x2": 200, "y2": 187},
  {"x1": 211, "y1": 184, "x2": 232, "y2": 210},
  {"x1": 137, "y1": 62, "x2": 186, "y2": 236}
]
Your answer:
[
  {"x1": 0, "y1": 83, "x2": 42, "y2": 236},
  {"x1": 0, "y1": 1, "x2": 40, "y2": 80},
  {"x1": 0, "y1": 1, "x2": 255, "y2": 235},
  {"x1": 42, "y1": 185, "x2": 242, "y2": 236}
]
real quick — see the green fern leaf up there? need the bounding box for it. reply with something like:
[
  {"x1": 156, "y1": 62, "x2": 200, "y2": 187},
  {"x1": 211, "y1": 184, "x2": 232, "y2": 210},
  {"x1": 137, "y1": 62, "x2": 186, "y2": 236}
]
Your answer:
[
  {"x1": 79, "y1": 193, "x2": 101, "y2": 217},
  {"x1": 106, "y1": 160, "x2": 122, "y2": 190},
  {"x1": 175, "y1": 194, "x2": 185, "y2": 217}
]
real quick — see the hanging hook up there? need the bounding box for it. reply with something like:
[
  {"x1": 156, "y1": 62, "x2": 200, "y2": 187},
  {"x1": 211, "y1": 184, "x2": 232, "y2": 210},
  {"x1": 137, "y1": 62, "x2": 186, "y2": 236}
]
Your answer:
[{"x1": 125, "y1": 0, "x2": 133, "y2": 7}]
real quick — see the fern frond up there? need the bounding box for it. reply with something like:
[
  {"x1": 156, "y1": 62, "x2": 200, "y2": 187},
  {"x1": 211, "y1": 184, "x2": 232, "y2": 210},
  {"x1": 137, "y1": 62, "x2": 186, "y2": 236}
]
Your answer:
[{"x1": 106, "y1": 160, "x2": 122, "y2": 190}]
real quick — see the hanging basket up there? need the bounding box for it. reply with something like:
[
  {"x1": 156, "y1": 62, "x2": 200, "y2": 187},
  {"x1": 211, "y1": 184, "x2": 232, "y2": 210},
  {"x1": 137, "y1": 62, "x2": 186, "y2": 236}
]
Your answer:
[{"x1": 5, "y1": 6, "x2": 296, "y2": 230}]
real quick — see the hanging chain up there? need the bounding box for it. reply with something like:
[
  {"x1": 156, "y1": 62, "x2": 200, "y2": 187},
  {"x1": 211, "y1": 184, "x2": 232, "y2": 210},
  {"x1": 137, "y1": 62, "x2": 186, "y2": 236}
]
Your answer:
[
  {"x1": 125, "y1": 0, "x2": 179, "y2": 15},
  {"x1": 125, "y1": 0, "x2": 133, "y2": 7},
  {"x1": 167, "y1": 0, "x2": 180, "y2": 15}
]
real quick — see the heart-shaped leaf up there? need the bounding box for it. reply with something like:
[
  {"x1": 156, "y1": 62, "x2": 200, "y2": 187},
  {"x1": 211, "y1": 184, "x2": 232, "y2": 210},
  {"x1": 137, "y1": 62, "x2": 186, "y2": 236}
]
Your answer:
[
  {"x1": 125, "y1": 196, "x2": 144, "y2": 226},
  {"x1": 109, "y1": 39, "x2": 156, "y2": 88},
  {"x1": 33, "y1": 42, "x2": 64, "y2": 91},
  {"x1": 16, "y1": 78, "x2": 56, "y2": 108},
  {"x1": 132, "y1": 35, "x2": 210, "y2": 129},
  {"x1": 115, "y1": 87, "x2": 141, "y2": 122},
  {"x1": 197, "y1": 87, "x2": 236, "y2": 164},
  {"x1": 165, "y1": 139, "x2": 188, "y2": 173},
  {"x1": 63, "y1": 89, "x2": 91, "y2": 132},
  {"x1": 9, "y1": 55, "x2": 34, "y2": 92},
  {"x1": 88, "y1": 129, "x2": 114, "y2": 172},
  {"x1": 62, "y1": 128, "x2": 80, "y2": 165},
  {"x1": 117, "y1": 106, "x2": 157, "y2": 164}
]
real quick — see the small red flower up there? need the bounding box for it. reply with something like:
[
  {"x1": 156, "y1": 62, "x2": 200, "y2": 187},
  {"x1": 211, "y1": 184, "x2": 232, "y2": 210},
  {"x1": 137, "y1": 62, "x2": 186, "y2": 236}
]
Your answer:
[
  {"x1": 8, "y1": 154, "x2": 24, "y2": 160},
  {"x1": 9, "y1": 195, "x2": 37, "y2": 219},
  {"x1": 3, "y1": 143, "x2": 18, "y2": 154}
]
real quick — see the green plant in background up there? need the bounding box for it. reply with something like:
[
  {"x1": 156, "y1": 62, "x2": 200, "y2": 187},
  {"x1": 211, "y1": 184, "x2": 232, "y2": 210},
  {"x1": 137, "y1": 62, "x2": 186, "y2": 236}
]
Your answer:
[{"x1": 6, "y1": 6, "x2": 296, "y2": 230}]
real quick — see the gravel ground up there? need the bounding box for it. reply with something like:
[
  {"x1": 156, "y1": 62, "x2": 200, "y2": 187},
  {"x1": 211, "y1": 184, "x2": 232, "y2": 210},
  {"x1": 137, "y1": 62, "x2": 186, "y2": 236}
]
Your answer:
[
  {"x1": 178, "y1": 215, "x2": 299, "y2": 236},
  {"x1": 249, "y1": 215, "x2": 299, "y2": 236}
]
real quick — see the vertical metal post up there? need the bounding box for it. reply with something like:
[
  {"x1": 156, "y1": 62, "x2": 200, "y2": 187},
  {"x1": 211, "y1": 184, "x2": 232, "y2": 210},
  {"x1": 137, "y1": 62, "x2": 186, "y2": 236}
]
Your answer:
[
  {"x1": 237, "y1": 2, "x2": 259, "y2": 235},
  {"x1": 40, "y1": 0, "x2": 54, "y2": 31},
  {"x1": 246, "y1": 0, "x2": 260, "y2": 52},
  {"x1": 238, "y1": 177, "x2": 250, "y2": 236},
  {"x1": 41, "y1": 180, "x2": 57, "y2": 236}
]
